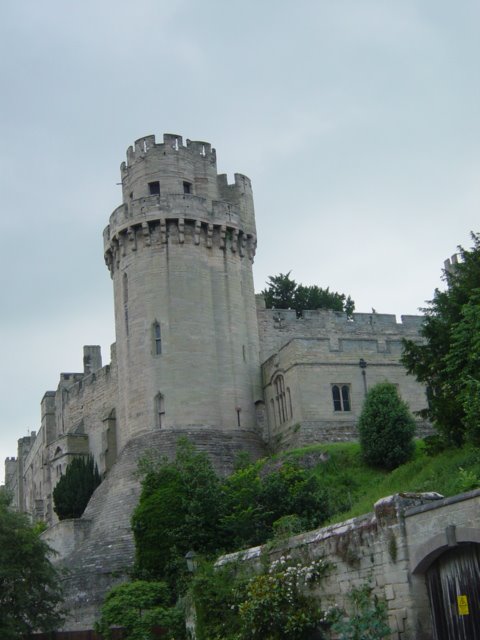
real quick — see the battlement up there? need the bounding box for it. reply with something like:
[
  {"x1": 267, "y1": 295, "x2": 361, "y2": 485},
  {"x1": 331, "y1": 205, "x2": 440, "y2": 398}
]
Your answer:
[
  {"x1": 113, "y1": 134, "x2": 255, "y2": 241},
  {"x1": 444, "y1": 253, "x2": 461, "y2": 275},
  {"x1": 122, "y1": 134, "x2": 216, "y2": 169},
  {"x1": 258, "y1": 306, "x2": 424, "y2": 332},
  {"x1": 257, "y1": 305, "x2": 424, "y2": 362},
  {"x1": 104, "y1": 135, "x2": 258, "y2": 273}
]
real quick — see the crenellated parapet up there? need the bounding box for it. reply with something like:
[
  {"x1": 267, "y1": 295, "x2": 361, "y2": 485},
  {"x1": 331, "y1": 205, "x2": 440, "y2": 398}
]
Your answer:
[
  {"x1": 104, "y1": 215, "x2": 257, "y2": 274},
  {"x1": 104, "y1": 133, "x2": 257, "y2": 275}
]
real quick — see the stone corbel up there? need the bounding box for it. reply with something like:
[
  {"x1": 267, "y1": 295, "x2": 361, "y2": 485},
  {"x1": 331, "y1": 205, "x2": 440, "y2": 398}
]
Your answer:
[
  {"x1": 160, "y1": 220, "x2": 167, "y2": 244},
  {"x1": 104, "y1": 251, "x2": 113, "y2": 273},
  {"x1": 206, "y1": 223, "x2": 214, "y2": 248},
  {"x1": 127, "y1": 227, "x2": 137, "y2": 251},
  {"x1": 194, "y1": 220, "x2": 201, "y2": 245},
  {"x1": 231, "y1": 229, "x2": 239, "y2": 253},
  {"x1": 219, "y1": 225, "x2": 226, "y2": 250},
  {"x1": 239, "y1": 232, "x2": 247, "y2": 257},
  {"x1": 141, "y1": 222, "x2": 151, "y2": 246},
  {"x1": 249, "y1": 234, "x2": 257, "y2": 261},
  {"x1": 178, "y1": 218, "x2": 185, "y2": 244},
  {"x1": 118, "y1": 233, "x2": 126, "y2": 257}
]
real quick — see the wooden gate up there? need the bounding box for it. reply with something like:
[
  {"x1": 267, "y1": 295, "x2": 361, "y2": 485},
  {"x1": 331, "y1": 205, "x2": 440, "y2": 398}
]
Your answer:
[{"x1": 426, "y1": 543, "x2": 480, "y2": 640}]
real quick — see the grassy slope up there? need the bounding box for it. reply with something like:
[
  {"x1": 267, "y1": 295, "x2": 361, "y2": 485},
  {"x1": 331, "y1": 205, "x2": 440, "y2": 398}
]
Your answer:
[{"x1": 280, "y1": 441, "x2": 480, "y2": 525}]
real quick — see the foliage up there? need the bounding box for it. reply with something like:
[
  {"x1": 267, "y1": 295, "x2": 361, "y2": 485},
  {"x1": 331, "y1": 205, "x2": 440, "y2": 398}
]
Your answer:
[
  {"x1": 190, "y1": 561, "x2": 249, "y2": 640},
  {"x1": 358, "y1": 383, "x2": 416, "y2": 471},
  {"x1": 53, "y1": 455, "x2": 101, "y2": 520},
  {"x1": 0, "y1": 493, "x2": 64, "y2": 639},
  {"x1": 190, "y1": 554, "x2": 331, "y2": 640},
  {"x1": 133, "y1": 439, "x2": 333, "y2": 595},
  {"x1": 235, "y1": 554, "x2": 331, "y2": 640},
  {"x1": 132, "y1": 438, "x2": 224, "y2": 587},
  {"x1": 402, "y1": 233, "x2": 480, "y2": 445},
  {"x1": 221, "y1": 460, "x2": 331, "y2": 550},
  {"x1": 262, "y1": 272, "x2": 355, "y2": 317},
  {"x1": 325, "y1": 441, "x2": 480, "y2": 522},
  {"x1": 96, "y1": 580, "x2": 185, "y2": 640},
  {"x1": 331, "y1": 583, "x2": 391, "y2": 640}
]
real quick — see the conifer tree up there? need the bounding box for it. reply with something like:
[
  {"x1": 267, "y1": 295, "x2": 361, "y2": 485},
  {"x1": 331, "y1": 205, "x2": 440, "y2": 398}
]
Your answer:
[
  {"x1": 53, "y1": 455, "x2": 101, "y2": 520},
  {"x1": 402, "y1": 233, "x2": 480, "y2": 445},
  {"x1": 358, "y1": 382, "x2": 415, "y2": 470}
]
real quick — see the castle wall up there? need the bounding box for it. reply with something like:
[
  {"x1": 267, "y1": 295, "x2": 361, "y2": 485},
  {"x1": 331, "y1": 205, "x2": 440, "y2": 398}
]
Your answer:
[
  {"x1": 47, "y1": 427, "x2": 266, "y2": 630},
  {"x1": 258, "y1": 306, "x2": 428, "y2": 447},
  {"x1": 218, "y1": 491, "x2": 480, "y2": 640},
  {"x1": 14, "y1": 346, "x2": 118, "y2": 525},
  {"x1": 257, "y1": 304, "x2": 424, "y2": 363},
  {"x1": 3, "y1": 132, "x2": 438, "y2": 633}
]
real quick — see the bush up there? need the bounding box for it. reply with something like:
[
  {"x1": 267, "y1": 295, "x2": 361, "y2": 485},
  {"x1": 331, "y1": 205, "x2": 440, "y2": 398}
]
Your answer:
[
  {"x1": 332, "y1": 583, "x2": 391, "y2": 639},
  {"x1": 132, "y1": 438, "x2": 223, "y2": 587},
  {"x1": 53, "y1": 455, "x2": 101, "y2": 519},
  {"x1": 358, "y1": 383, "x2": 415, "y2": 470},
  {"x1": 96, "y1": 580, "x2": 185, "y2": 640}
]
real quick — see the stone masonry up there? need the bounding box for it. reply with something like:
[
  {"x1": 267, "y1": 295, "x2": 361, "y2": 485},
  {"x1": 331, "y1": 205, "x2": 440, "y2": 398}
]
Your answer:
[
  {"x1": 218, "y1": 490, "x2": 480, "y2": 640},
  {"x1": 5, "y1": 133, "x2": 428, "y2": 629}
]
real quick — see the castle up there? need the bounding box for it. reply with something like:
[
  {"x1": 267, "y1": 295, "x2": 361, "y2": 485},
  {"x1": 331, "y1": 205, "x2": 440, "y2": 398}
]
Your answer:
[{"x1": 5, "y1": 134, "x2": 428, "y2": 628}]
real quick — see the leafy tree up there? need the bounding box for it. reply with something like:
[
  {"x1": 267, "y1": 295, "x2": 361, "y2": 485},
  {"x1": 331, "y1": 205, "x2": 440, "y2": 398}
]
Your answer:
[
  {"x1": 358, "y1": 382, "x2": 415, "y2": 470},
  {"x1": 221, "y1": 461, "x2": 331, "y2": 549},
  {"x1": 96, "y1": 580, "x2": 185, "y2": 640},
  {"x1": 0, "y1": 493, "x2": 64, "y2": 638},
  {"x1": 402, "y1": 234, "x2": 480, "y2": 446},
  {"x1": 53, "y1": 455, "x2": 101, "y2": 520},
  {"x1": 132, "y1": 438, "x2": 224, "y2": 585},
  {"x1": 262, "y1": 272, "x2": 355, "y2": 317}
]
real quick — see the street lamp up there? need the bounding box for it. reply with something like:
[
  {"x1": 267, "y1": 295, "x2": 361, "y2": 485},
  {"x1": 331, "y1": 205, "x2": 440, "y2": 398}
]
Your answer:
[
  {"x1": 185, "y1": 550, "x2": 198, "y2": 573},
  {"x1": 359, "y1": 359, "x2": 367, "y2": 396}
]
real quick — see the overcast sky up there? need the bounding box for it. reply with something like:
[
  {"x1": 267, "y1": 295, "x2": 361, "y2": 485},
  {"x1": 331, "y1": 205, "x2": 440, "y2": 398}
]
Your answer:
[{"x1": 1, "y1": 0, "x2": 479, "y2": 482}]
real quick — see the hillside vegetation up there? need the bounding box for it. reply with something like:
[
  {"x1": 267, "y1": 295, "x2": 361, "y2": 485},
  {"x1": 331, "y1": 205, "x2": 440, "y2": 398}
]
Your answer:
[{"x1": 284, "y1": 440, "x2": 480, "y2": 523}]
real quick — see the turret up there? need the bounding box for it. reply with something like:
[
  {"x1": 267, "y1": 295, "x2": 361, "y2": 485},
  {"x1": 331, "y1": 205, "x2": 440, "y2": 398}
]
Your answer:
[{"x1": 104, "y1": 134, "x2": 262, "y2": 450}]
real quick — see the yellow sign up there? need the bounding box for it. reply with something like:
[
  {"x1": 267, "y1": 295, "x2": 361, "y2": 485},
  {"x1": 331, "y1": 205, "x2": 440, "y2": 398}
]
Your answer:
[{"x1": 457, "y1": 595, "x2": 469, "y2": 616}]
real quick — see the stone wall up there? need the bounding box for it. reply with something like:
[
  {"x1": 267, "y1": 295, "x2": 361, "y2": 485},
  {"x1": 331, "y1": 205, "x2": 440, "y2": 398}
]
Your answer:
[
  {"x1": 258, "y1": 305, "x2": 428, "y2": 447},
  {"x1": 46, "y1": 426, "x2": 266, "y2": 631},
  {"x1": 13, "y1": 346, "x2": 118, "y2": 525},
  {"x1": 218, "y1": 490, "x2": 480, "y2": 640}
]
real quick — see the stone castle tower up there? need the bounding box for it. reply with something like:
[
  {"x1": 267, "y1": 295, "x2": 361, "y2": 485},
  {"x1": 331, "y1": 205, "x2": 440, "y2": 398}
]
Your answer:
[{"x1": 104, "y1": 134, "x2": 262, "y2": 450}]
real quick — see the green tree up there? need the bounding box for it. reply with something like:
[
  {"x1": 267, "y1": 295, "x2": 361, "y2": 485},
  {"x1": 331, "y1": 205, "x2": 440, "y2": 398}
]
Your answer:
[
  {"x1": 262, "y1": 272, "x2": 354, "y2": 317},
  {"x1": 0, "y1": 494, "x2": 64, "y2": 639},
  {"x1": 132, "y1": 438, "x2": 224, "y2": 586},
  {"x1": 358, "y1": 382, "x2": 415, "y2": 470},
  {"x1": 402, "y1": 234, "x2": 480, "y2": 446},
  {"x1": 220, "y1": 461, "x2": 331, "y2": 550},
  {"x1": 53, "y1": 455, "x2": 101, "y2": 520},
  {"x1": 96, "y1": 580, "x2": 185, "y2": 640}
]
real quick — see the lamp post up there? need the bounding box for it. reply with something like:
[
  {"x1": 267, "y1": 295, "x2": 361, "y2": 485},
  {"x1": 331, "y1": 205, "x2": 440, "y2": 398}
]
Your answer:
[
  {"x1": 359, "y1": 358, "x2": 368, "y2": 396},
  {"x1": 185, "y1": 550, "x2": 198, "y2": 574}
]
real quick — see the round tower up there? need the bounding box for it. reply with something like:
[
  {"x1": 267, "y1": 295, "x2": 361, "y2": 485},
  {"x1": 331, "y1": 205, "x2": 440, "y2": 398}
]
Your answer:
[{"x1": 104, "y1": 134, "x2": 263, "y2": 451}]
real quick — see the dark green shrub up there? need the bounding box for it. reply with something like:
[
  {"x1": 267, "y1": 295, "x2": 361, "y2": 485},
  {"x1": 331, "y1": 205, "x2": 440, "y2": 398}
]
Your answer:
[
  {"x1": 358, "y1": 382, "x2": 415, "y2": 470},
  {"x1": 332, "y1": 583, "x2": 391, "y2": 639},
  {"x1": 96, "y1": 580, "x2": 185, "y2": 640},
  {"x1": 53, "y1": 455, "x2": 101, "y2": 519},
  {"x1": 132, "y1": 438, "x2": 224, "y2": 586}
]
